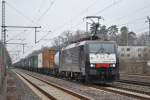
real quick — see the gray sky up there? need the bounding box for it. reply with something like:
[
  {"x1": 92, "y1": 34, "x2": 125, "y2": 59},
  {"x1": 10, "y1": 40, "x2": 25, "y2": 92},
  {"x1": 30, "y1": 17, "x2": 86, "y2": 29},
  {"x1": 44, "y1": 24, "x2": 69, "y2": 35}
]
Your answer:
[{"x1": 1, "y1": 0, "x2": 150, "y2": 62}]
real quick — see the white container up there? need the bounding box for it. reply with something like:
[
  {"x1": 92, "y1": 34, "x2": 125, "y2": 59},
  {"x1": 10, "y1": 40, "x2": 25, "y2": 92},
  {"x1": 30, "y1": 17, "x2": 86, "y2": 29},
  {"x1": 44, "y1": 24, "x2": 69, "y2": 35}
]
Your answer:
[
  {"x1": 38, "y1": 53, "x2": 43, "y2": 68},
  {"x1": 54, "y1": 52, "x2": 59, "y2": 66}
]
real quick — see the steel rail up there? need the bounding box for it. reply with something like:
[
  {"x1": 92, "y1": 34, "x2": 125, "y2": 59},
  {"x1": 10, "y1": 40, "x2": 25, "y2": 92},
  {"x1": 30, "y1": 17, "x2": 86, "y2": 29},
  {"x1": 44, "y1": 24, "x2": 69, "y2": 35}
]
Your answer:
[
  {"x1": 92, "y1": 84, "x2": 150, "y2": 100},
  {"x1": 15, "y1": 71, "x2": 92, "y2": 100}
]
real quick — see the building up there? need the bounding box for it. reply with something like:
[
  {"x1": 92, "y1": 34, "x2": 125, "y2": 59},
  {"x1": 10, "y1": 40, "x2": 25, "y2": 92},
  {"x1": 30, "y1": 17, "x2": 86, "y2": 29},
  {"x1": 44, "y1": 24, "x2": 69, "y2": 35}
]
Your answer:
[
  {"x1": 118, "y1": 46, "x2": 149, "y2": 60},
  {"x1": 118, "y1": 46, "x2": 150, "y2": 74}
]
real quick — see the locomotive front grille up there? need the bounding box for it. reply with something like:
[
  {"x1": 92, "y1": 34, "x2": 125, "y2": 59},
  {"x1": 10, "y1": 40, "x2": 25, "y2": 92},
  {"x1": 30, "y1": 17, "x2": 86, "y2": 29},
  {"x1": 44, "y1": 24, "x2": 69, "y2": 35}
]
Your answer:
[{"x1": 89, "y1": 68, "x2": 117, "y2": 81}]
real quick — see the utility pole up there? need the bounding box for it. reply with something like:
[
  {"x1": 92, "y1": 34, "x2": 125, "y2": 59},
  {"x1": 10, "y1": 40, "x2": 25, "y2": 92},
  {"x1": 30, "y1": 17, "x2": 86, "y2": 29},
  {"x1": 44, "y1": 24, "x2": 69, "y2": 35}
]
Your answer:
[
  {"x1": 147, "y1": 16, "x2": 150, "y2": 48},
  {"x1": 1, "y1": 0, "x2": 6, "y2": 76},
  {"x1": 146, "y1": 16, "x2": 150, "y2": 66},
  {"x1": 2, "y1": 0, "x2": 6, "y2": 44}
]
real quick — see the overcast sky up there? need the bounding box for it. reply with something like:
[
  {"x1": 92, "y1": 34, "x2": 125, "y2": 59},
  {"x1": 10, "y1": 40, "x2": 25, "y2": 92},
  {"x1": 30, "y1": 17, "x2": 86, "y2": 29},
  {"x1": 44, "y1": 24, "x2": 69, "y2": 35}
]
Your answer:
[{"x1": 1, "y1": 0, "x2": 150, "y2": 62}]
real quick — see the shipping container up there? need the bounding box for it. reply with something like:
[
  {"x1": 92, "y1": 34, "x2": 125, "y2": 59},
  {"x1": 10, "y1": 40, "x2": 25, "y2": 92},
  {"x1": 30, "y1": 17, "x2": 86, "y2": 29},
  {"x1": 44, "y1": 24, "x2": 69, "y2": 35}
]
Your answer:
[
  {"x1": 42, "y1": 49, "x2": 56, "y2": 69},
  {"x1": 49, "y1": 49, "x2": 55, "y2": 68},
  {"x1": 34, "y1": 55, "x2": 38, "y2": 68},
  {"x1": 38, "y1": 53, "x2": 43, "y2": 68},
  {"x1": 29, "y1": 55, "x2": 38, "y2": 68}
]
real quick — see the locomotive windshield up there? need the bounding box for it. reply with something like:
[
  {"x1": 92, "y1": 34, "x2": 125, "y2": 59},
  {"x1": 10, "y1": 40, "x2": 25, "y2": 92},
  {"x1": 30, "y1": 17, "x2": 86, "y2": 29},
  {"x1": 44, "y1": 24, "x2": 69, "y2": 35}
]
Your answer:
[{"x1": 89, "y1": 43, "x2": 115, "y2": 54}]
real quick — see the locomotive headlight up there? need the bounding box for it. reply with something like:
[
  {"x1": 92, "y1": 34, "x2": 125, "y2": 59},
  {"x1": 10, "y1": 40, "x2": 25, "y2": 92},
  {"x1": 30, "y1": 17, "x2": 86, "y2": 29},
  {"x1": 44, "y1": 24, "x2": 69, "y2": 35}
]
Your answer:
[
  {"x1": 110, "y1": 64, "x2": 116, "y2": 67},
  {"x1": 90, "y1": 64, "x2": 95, "y2": 67}
]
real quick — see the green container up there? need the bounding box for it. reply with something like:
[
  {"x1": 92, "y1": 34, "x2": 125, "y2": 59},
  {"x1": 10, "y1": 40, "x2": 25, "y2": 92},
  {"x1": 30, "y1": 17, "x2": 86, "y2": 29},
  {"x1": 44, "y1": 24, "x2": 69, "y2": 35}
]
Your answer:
[
  {"x1": 29, "y1": 56, "x2": 38, "y2": 68},
  {"x1": 33, "y1": 55, "x2": 38, "y2": 68}
]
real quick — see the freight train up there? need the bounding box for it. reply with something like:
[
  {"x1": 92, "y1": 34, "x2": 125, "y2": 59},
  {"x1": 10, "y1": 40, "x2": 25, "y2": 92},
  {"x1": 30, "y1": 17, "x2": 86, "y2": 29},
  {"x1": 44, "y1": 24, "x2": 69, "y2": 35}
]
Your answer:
[{"x1": 14, "y1": 40, "x2": 119, "y2": 83}]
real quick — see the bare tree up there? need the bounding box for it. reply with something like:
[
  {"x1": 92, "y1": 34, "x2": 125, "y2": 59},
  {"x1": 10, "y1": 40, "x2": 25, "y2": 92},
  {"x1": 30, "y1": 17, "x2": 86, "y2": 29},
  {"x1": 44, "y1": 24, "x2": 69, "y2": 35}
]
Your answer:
[
  {"x1": 137, "y1": 32, "x2": 149, "y2": 46},
  {"x1": 108, "y1": 25, "x2": 118, "y2": 41},
  {"x1": 128, "y1": 31, "x2": 137, "y2": 46},
  {"x1": 120, "y1": 26, "x2": 129, "y2": 46},
  {"x1": 52, "y1": 37, "x2": 61, "y2": 48},
  {"x1": 63, "y1": 30, "x2": 73, "y2": 44}
]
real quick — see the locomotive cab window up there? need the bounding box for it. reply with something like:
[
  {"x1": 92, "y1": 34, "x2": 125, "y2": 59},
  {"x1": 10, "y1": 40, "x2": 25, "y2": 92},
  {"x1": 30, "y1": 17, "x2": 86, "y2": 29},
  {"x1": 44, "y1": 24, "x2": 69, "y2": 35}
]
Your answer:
[{"x1": 89, "y1": 43, "x2": 115, "y2": 54}]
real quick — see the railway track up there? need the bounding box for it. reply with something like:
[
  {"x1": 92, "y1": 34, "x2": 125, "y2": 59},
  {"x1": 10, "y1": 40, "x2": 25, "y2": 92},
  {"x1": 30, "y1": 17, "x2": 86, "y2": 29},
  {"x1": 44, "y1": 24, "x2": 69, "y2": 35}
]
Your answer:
[
  {"x1": 15, "y1": 69, "x2": 150, "y2": 100},
  {"x1": 13, "y1": 70, "x2": 92, "y2": 100},
  {"x1": 92, "y1": 84, "x2": 150, "y2": 100},
  {"x1": 117, "y1": 79, "x2": 150, "y2": 87},
  {"x1": 59, "y1": 75, "x2": 150, "y2": 99}
]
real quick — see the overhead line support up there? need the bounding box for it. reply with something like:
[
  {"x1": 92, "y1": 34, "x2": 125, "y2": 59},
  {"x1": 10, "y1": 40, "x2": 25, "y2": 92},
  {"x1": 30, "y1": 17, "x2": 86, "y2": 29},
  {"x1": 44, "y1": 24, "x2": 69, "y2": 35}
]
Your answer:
[{"x1": 3, "y1": 26, "x2": 41, "y2": 44}]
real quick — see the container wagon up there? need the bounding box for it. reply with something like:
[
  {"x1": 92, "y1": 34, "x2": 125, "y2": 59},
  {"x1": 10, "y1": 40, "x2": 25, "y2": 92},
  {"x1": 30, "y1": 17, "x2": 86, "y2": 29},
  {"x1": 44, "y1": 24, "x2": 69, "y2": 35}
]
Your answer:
[{"x1": 15, "y1": 48, "x2": 57, "y2": 75}]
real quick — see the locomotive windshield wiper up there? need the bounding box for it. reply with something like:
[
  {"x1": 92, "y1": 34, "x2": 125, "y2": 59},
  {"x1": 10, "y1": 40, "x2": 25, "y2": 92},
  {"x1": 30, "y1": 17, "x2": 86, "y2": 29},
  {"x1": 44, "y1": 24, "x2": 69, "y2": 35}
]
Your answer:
[{"x1": 95, "y1": 47, "x2": 105, "y2": 54}]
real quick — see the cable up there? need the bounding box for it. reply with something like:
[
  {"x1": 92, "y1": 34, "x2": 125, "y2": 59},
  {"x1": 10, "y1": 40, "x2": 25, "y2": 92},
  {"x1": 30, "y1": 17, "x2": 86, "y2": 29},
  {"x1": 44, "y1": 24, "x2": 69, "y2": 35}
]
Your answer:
[
  {"x1": 42, "y1": 0, "x2": 122, "y2": 43},
  {"x1": 114, "y1": 3, "x2": 150, "y2": 22},
  {"x1": 71, "y1": 21, "x2": 84, "y2": 29},
  {"x1": 36, "y1": 0, "x2": 57, "y2": 23},
  {"x1": 113, "y1": 16, "x2": 149, "y2": 33},
  {"x1": 36, "y1": 31, "x2": 51, "y2": 43},
  {"x1": 31, "y1": 0, "x2": 46, "y2": 22},
  {"x1": 105, "y1": 2, "x2": 150, "y2": 25},
  {"x1": 49, "y1": 0, "x2": 99, "y2": 34},
  {"x1": 51, "y1": 0, "x2": 122, "y2": 37},
  {"x1": 36, "y1": 0, "x2": 46, "y2": 13},
  {"x1": 94, "y1": 0, "x2": 123, "y2": 15},
  {"x1": 6, "y1": 2, "x2": 35, "y2": 24},
  {"x1": 118, "y1": 16, "x2": 146, "y2": 26},
  {"x1": 24, "y1": 0, "x2": 98, "y2": 42},
  {"x1": 6, "y1": 30, "x2": 28, "y2": 42},
  {"x1": 13, "y1": 0, "x2": 96, "y2": 61}
]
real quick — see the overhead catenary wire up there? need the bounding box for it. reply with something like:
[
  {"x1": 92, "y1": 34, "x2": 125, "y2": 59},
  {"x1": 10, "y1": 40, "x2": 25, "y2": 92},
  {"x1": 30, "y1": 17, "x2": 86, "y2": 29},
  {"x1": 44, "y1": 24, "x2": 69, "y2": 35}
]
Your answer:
[
  {"x1": 118, "y1": 17, "x2": 146, "y2": 26},
  {"x1": 110, "y1": 2, "x2": 150, "y2": 23},
  {"x1": 103, "y1": 2, "x2": 150, "y2": 28},
  {"x1": 5, "y1": 1, "x2": 46, "y2": 55},
  {"x1": 45, "y1": 0, "x2": 99, "y2": 32},
  {"x1": 8, "y1": 0, "x2": 150, "y2": 61},
  {"x1": 35, "y1": 0, "x2": 57, "y2": 23},
  {"x1": 6, "y1": 1, "x2": 37, "y2": 46},
  {"x1": 28, "y1": 0, "x2": 119, "y2": 42},
  {"x1": 6, "y1": 1, "x2": 53, "y2": 43},
  {"x1": 6, "y1": 2, "x2": 35, "y2": 24},
  {"x1": 31, "y1": 0, "x2": 124, "y2": 54},
  {"x1": 113, "y1": 15, "x2": 149, "y2": 32},
  {"x1": 6, "y1": 30, "x2": 28, "y2": 42},
  {"x1": 36, "y1": 31, "x2": 51, "y2": 43},
  {"x1": 32, "y1": 0, "x2": 47, "y2": 19},
  {"x1": 93, "y1": 0, "x2": 123, "y2": 15},
  {"x1": 46, "y1": 0, "x2": 122, "y2": 38},
  {"x1": 9, "y1": 0, "x2": 99, "y2": 61}
]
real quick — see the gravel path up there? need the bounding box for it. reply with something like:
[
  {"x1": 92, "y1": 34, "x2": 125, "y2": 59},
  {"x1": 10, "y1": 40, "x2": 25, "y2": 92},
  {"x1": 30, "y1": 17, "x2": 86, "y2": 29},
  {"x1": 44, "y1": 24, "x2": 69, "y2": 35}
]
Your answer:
[
  {"x1": 7, "y1": 69, "x2": 40, "y2": 100},
  {"x1": 17, "y1": 69, "x2": 138, "y2": 100}
]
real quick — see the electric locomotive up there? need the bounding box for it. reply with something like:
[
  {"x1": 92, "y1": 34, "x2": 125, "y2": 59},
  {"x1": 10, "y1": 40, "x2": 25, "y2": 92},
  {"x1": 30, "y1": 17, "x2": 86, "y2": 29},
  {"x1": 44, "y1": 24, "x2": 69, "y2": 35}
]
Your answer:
[{"x1": 56, "y1": 40, "x2": 119, "y2": 83}]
